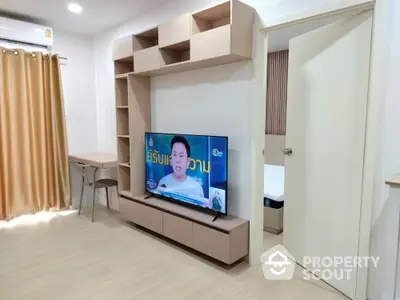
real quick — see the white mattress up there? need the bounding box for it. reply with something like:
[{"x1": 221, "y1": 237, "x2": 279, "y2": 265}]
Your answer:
[{"x1": 264, "y1": 164, "x2": 285, "y2": 202}]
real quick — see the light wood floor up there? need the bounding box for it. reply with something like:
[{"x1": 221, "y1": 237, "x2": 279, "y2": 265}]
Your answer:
[{"x1": 0, "y1": 206, "x2": 348, "y2": 300}]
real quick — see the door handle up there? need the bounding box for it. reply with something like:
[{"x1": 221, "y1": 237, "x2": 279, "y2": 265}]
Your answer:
[{"x1": 283, "y1": 148, "x2": 293, "y2": 156}]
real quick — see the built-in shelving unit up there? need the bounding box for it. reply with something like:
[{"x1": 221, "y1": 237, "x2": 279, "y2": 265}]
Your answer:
[
  {"x1": 112, "y1": 0, "x2": 254, "y2": 199},
  {"x1": 112, "y1": 1, "x2": 253, "y2": 261}
]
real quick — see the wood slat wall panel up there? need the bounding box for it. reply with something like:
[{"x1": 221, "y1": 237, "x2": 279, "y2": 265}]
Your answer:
[{"x1": 266, "y1": 50, "x2": 288, "y2": 135}]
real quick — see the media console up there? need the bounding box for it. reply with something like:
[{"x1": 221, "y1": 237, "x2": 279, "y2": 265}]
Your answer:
[{"x1": 119, "y1": 194, "x2": 249, "y2": 264}]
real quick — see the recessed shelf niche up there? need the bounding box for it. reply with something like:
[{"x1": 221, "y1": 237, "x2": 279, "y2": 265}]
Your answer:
[
  {"x1": 117, "y1": 132, "x2": 130, "y2": 164},
  {"x1": 192, "y1": 1, "x2": 231, "y2": 35},
  {"x1": 115, "y1": 78, "x2": 128, "y2": 106},
  {"x1": 133, "y1": 27, "x2": 159, "y2": 52},
  {"x1": 116, "y1": 109, "x2": 129, "y2": 136},
  {"x1": 114, "y1": 57, "x2": 134, "y2": 75},
  {"x1": 160, "y1": 41, "x2": 190, "y2": 66}
]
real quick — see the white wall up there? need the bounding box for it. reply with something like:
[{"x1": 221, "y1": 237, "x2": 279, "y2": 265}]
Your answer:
[
  {"x1": 367, "y1": 0, "x2": 400, "y2": 298},
  {"x1": 93, "y1": 0, "x2": 345, "y2": 264},
  {"x1": 151, "y1": 63, "x2": 252, "y2": 218},
  {"x1": 52, "y1": 29, "x2": 100, "y2": 209}
]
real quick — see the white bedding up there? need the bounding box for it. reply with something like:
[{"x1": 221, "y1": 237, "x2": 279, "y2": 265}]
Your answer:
[{"x1": 264, "y1": 164, "x2": 285, "y2": 202}]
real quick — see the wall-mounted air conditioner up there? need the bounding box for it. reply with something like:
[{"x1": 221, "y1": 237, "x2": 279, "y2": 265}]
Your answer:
[{"x1": 0, "y1": 16, "x2": 53, "y2": 50}]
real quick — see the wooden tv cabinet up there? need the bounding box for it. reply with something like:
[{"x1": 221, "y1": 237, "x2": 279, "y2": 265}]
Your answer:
[{"x1": 119, "y1": 194, "x2": 249, "y2": 264}]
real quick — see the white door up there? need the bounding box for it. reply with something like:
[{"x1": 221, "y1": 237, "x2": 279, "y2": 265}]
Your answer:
[{"x1": 283, "y1": 10, "x2": 373, "y2": 299}]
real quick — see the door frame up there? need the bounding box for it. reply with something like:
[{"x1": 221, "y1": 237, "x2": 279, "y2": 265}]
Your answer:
[{"x1": 254, "y1": 1, "x2": 377, "y2": 299}]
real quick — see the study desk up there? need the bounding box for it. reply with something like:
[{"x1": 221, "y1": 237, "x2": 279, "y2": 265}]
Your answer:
[{"x1": 69, "y1": 152, "x2": 118, "y2": 221}]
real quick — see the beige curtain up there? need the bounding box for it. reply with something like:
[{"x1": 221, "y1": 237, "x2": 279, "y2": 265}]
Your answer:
[
  {"x1": 0, "y1": 48, "x2": 71, "y2": 221},
  {"x1": 266, "y1": 50, "x2": 288, "y2": 135}
]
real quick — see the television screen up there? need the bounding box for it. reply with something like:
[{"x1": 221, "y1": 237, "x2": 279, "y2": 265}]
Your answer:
[{"x1": 145, "y1": 132, "x2": 228, "y2": 215}]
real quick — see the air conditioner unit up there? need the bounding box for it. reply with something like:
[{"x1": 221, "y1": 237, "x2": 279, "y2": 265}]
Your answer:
[{"x1": 0, "y1": 17, "x2": 53, "y2": 50}]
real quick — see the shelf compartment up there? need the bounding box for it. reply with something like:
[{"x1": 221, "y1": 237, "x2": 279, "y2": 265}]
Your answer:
[
  {"x1": 159, "y1": 14, "x2": 191, "y2": 48},
  {"x1": 160, "y1": 43, "x2": 190, "y2": 66},
  {"x1": 114, "y1": 57, "x2": 134, "y2": 75},
  {"x1": 118, "y1": 166, "x2": 130, "y2": 192},
  {"x1": 112, "y1": 35, "x2": 133, "y2": 61},
  {"x1": 115, "y1": 78, "x2": 128, "y2": 106},
  {"x1": 192, "y1": 1, "x2": 231, "y2": 35},
  {"x1": 190, "y1": 25, "x2": 231, "y2": 61},
  {"x1": 116, "y1": 109, "x2": 129, "y2": 136},
  {"x1": 133, "y1": 27, "x2": 159, "y2": 52},
  {"x1": 134, "y1": 46, "x2": 162, "y2": 73},
  {"x1": 117, "y1": 136, "x2": 130, "y2": 164}
]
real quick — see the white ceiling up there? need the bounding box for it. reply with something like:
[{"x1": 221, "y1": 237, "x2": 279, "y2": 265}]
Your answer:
[{"x1": 0, "y1": 0, "x2": 165, "y2": 35}]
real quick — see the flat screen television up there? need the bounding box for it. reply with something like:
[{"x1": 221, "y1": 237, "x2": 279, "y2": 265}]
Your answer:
[{"x1": 145, "y1": 132, "x2": 228, "y2": 215}]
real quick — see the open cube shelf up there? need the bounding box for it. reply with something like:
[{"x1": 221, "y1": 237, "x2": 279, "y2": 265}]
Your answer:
[
  {"x1": 133, "y1": 28, "x2": 159, "y2": 52},
  {"x1": 192, "y1": 1, "x2": 231, "y2": 35},
  {"x1": 118, "y1": 165, "x2": 131, "y2": 192},
  {"x1": 117, "y1": 137, "x2": 130, "y2": 164},
  {"x1": 114, "y1": 57, "x2": 134, "y2": 75},
  {"x1": 160, "y1": 41, "x2": 190, "y2": 66},
  {"x1": 115, "y1": 78, "x2": 128, "y2": 106},
  {"x1": 116, "y1": 109, "x2": 129, "y2": 136}
]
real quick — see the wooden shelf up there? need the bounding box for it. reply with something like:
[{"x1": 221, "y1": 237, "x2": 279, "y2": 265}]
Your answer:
[
  {"x1": 119, "y1": 163, "x2": 131, "y2": 168},
  {"x1": 118, "y1": 135, "x2": 130, "y2": 139},
  {"x1": 112, "y1": 35, "x2": 133, "y2": 61},
  {"x1": 134, "y1": 46, "x2": 162, "y2": 73},
  {"x1": 116, "y1": 105, "x2": 129, "y2": 109},
  {"x1": 160, "y1": 42, "x2": 190, "y2": 66},
  {"x1": 133, "y1": 27, "x2": 158, "y2": 52},
  {"x1": 115, "y1": 78, "x2": 128, "y2": 106},
  {"x1": 115, "y1": 71, "x2": 134, "y2": 79},
  {"x1": 118, "y1": 166, "x2": 130, "y2": 191},
  {"x1": 159, "y1": 14, "x2": 191, "y2": 48},
  {"x1": 134, "y1": 53, "x2": 248, "y2": 76},
  {"x1": 116, "y1": 109, "x2": 129, "y2": 135},
  {"x1": 192, "y1": 1, "x2": 231, "y2": 35},
  {"x1": 114, "y1": 57, "x2": 134, "y2": 75},
  {"x1": 117, "y1": 136, "x2": 130, "y2": 164}
]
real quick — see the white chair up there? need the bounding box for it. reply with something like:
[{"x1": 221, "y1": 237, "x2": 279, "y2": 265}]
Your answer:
[{"x1": 75, "y1": 162, "x2": 118, "y2": 222}]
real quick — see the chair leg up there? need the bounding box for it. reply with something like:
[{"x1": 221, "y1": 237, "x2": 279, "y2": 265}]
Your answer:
[
  {"x1": 106, "y1": 187, "x2": 110, "y2": 209},
  {"x1": 92, "y1": 168, "x2": 98, "y2": 222},
  {"x1": 78, "y1": 174, "x2": 85, "y2": 215}
]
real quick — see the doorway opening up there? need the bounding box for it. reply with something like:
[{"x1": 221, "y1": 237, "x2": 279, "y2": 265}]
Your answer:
[{"x1": 261, "y1": 9, "x2": 374, "y2": 300}]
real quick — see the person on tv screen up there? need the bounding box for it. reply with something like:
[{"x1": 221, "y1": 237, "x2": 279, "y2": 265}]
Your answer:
[
  {"x1": 157, "y1": 135, "x2": 204, "y2": 198},
  {"x1": 211, "y1": 191, "x2": 223, "y2": 212}
]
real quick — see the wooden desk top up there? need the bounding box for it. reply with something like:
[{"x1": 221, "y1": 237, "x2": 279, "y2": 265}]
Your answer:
[
  {"x1": 386, "y1": 174, "x2": 400, "y2": 187},
  {"x1": 69, "y1": 152, "x2": 118, "y2": 169}
]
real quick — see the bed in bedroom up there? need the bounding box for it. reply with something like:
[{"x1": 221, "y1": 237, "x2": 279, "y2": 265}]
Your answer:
[{"x1": 263, "y1": 135, "x2": 285, "y2": 234}]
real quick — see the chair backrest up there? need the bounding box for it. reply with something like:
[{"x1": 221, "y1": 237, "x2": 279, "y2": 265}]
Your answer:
[{"x1": 74, "y1": 162, "x2": 91, "y2": 185}]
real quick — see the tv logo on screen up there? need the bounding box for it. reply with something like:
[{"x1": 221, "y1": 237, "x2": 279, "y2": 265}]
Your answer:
[
  {"x1": 149, "y1": 137, "x2": 153, "y2": 147},
  {"x1": 147, "y1": 179, "x2": 157, "y2": 189},
  {"x1": 212, "y1": 149, "x2": 223, "y2": 157}
]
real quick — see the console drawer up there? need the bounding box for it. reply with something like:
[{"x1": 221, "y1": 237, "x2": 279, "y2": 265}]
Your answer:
[
  {"x1": 119, "y1": 197, "x2": 162, "y2": 234},
  {"x1": 163, "y1": 213, "x2": 193, "y2": 247},
  {"x1": 193, "y1": 223, "x2": 230, "y2": 263}
]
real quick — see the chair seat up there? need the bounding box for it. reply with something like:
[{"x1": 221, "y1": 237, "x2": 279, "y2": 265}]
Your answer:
[{"x1": 95, "y1": 178, "x2": 118, "y2": 188}]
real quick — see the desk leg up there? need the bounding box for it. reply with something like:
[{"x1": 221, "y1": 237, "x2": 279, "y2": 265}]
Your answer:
[
  {"x1": 92, "y1": 168, "x2": 99, "y2": 222},
  {"x1": 394, "y1": 207, "x2": 400, "y2": 299},
  {"x1": 78, "y1": 170, "x2": 85, "y2": 215}
]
